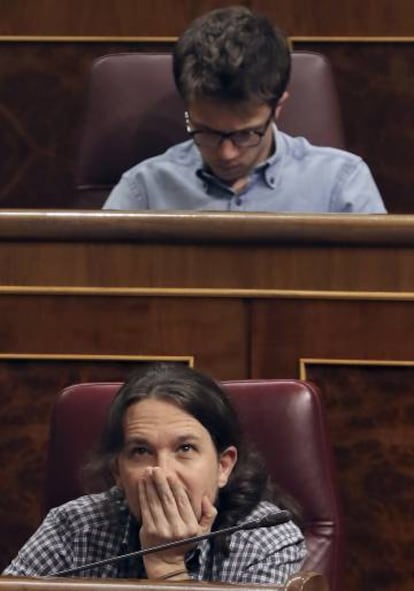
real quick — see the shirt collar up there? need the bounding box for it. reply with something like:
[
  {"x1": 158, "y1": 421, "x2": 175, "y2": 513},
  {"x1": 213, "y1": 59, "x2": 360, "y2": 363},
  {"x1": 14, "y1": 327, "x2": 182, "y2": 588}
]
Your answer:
[{"x1": 121, "y1": 512, "x2": 135, "y2": 548}]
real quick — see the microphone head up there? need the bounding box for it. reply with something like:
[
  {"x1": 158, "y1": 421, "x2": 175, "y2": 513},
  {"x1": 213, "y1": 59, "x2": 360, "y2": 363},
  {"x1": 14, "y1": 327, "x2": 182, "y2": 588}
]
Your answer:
[{"x1": 241, "y1": 510, "x2": 292, "y2": 530}]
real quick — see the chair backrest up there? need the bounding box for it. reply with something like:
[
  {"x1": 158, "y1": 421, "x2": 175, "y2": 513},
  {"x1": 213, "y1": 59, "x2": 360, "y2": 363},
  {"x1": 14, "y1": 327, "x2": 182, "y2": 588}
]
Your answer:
[
  {"x1": 45, "y1": 379, "x2": 342, "y2": 591},
  {"x1": 76, "y1": 51, "x2": 345, "y2": 205}
]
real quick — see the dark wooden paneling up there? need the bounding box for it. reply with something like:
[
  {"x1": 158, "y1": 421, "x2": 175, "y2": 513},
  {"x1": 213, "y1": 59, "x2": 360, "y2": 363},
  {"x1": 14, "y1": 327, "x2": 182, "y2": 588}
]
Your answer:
[
  {"x1": 251, "y1": 298, "x2": 414, "y2": 377},
  {"x1": 1, "y1": 0, "x2": 414, "y2": 37},
  {"x1": 0, "y1": 296, "x2": 247, "y2": 376},
  {"x1": 304, "y1": 364, "x2": 414, "y2": 591}
]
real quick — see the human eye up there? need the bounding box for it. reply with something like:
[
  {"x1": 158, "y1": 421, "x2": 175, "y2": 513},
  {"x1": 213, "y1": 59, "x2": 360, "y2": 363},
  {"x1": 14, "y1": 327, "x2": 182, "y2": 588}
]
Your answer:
[
  {"x1": 193, "y1": 130, "x2": 221, "y2": 147},
  {"x1": 177, "y1": 442, "x2": 197, "y2": 455},
  {"x1": 232, "y1": 130, "x2": 257, "y2": 146},
  {"x1": 124, "y1": 443, "x2": 150, "y2": 459}
]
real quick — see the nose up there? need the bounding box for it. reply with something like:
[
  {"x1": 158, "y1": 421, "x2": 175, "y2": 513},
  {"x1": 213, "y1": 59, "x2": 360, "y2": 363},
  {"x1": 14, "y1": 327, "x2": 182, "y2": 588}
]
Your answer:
[
  {"x1": 155, "y1": 452, "x2": 175, "y2": 475},
  {"x1": 216, "y1": 137, "x2": 240, "y2": 160}
]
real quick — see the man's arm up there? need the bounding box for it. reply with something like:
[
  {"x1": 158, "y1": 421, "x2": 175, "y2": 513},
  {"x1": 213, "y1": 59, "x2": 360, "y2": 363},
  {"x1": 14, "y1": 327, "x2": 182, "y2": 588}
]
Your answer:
[
  {"x1": 212, "y1": 522, "x2": 306, "y2": 585},
  {"x1": 332, "y1": 158, "x2": 387, "y2": 213},
  {"x1": 2, "y1": 509, "x2": 73, "y2": 576},
  {"x1": 103, "y1": 172, "x2": 148, "y2": 210}
]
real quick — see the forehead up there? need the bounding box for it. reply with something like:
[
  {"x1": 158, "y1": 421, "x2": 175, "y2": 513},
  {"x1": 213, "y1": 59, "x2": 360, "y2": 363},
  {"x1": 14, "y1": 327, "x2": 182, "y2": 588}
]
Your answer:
[
  {"x1": 187, "y1": 98, "x2": 271, "y2": 130},
  {"x1": 122, "y1": 397, "x2": 210, "y2": 438}
]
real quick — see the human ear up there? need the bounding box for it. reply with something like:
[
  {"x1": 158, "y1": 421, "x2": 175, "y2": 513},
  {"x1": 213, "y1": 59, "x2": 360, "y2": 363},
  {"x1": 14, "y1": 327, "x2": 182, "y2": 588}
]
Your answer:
[
  {"x1": 274, "y1": 91, "x2": 289, "y2": 120},
  {"x1": 217, "y1": 446, "x2": 238, "y2": 488},
  {"x1": 112, "y1": 456, "x2": 122, "y2": 488}
]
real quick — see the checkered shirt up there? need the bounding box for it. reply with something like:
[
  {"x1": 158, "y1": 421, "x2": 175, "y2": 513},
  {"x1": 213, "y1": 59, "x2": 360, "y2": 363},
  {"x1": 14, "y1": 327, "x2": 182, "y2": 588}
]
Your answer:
[{"x1": 3, "y1": 489, "x2": 306, "y2": 584}]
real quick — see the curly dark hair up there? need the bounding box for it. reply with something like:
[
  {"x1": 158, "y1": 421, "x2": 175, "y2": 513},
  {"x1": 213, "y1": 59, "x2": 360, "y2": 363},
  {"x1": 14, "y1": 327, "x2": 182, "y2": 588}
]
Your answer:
[
  {"x1": 87, "y1": 362, "x2": 300, "y2": 555},
  {"x1": 173, "y1": 6, "x2": 291, "y2": 106}
]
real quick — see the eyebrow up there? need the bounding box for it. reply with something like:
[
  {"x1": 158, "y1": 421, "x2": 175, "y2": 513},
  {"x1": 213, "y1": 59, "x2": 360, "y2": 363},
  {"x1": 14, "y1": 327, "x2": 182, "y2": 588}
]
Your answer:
[
  {"x1": 123, "y1": 433, "x2": 203, "y2": 445},
  {"x1": 123, "y1": 436, "x2": 148, "y2": 445}
]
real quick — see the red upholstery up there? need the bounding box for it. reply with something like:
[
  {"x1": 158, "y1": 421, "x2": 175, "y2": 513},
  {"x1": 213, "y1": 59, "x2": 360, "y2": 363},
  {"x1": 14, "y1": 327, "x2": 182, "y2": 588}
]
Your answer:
[
  {"x1": 45, "y1": 379, "x2": 343, "y2": 591},
  {"x1": 76, "y1": 51, "x2": 345, "y2": 205}
]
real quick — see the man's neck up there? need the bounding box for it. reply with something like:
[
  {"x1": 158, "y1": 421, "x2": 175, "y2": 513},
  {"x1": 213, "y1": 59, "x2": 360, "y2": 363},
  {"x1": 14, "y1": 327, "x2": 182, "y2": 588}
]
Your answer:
[
  {"x1": 230, "y1": 176, "x2": 250, "y2": 193},
  {"x1": 227, "y1": 133, "x2": 277, "y2": 193}
]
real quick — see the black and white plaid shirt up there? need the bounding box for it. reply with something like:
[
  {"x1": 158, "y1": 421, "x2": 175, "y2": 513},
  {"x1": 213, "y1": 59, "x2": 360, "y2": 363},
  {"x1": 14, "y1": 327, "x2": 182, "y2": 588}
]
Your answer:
[{"x1": 3, "y1": 488, "x2": 306, "y2": 584}]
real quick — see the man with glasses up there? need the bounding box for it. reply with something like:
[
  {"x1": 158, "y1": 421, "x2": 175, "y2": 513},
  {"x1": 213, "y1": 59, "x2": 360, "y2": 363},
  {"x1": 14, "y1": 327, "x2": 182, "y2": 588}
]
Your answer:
[{"x1": 103, "y1": 6, "x2": 386, "y2": 213}]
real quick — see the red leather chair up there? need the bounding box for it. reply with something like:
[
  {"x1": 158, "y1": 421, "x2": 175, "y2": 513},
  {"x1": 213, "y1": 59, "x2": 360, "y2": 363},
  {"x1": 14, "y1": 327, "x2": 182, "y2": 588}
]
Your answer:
[
  {"x1": 45, "y1": 379, "x2": 343, "y2": 591},
  {"x1": 76, "y1": 52, "x2": 345, "y2": 206}
]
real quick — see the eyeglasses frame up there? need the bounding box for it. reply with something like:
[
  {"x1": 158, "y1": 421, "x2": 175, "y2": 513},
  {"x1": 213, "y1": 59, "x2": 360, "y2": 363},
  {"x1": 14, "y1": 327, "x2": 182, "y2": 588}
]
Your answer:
[{"x1": 184, "y1": 110, "x2": 275, "y2": 149}]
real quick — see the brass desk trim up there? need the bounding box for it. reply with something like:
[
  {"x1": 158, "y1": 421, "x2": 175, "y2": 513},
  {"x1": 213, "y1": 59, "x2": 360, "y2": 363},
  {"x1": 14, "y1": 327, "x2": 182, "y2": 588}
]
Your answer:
[
  {"x1": 1, "y1": 285, "x2": 414, "y2": 301},
  {"x1": 0, "y1": 353, "x2": 194, "y2": 366},
  {"x1": 1, "y1": 35, "x2": 414, "y2": 43},
  {"x1": 299, "y1": 357, "x2": 414, "y2": 379}
]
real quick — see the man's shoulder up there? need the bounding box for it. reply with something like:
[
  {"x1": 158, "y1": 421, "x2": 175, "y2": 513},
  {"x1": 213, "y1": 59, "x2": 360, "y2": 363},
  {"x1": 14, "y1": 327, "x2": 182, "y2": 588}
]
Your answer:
[
  {"x1": 103, "y1": 139, "x2": 204, "y2": 209},
  {"x1": 278, "y1": 130, "x2": 361, "y2": 166},
  {"x1": 231, "y1": 501, "x2": 304, "y2": 552},
  {"x1": 123, "y1": 139, "x2": 200, "y2": 180},
  {"x1": 48, "y1": 490, "x2": 121, "y2": 531},
  {"x1": 274, "y1": 130, "x2": 386, "y2": 213}
]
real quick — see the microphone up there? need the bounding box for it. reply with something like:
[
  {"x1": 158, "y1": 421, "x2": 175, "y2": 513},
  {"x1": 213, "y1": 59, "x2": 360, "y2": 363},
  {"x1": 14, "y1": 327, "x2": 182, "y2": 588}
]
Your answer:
[{"x1": 51, "y1": 510, "x2": 291, "y2": 577}]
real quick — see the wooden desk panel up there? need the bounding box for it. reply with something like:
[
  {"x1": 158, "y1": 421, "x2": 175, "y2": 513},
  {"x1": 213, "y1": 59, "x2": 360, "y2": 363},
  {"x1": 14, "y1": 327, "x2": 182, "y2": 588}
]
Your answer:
[
  {"x1": 2, "y1": 212, "x2": 414, "y2": 293},
  {"x1": 0, "y1": 572, "x2": 326, "y2": 591},
  {"x1": 0, "y1": 211, "x2": 413, "y2": 591}
]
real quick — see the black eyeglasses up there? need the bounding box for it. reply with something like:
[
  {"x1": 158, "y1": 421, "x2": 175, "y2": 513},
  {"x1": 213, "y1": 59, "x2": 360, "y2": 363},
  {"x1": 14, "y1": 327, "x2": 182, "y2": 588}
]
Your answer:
[{"x1": 185, "y1": 111, "x2": 274, "y2": 148}]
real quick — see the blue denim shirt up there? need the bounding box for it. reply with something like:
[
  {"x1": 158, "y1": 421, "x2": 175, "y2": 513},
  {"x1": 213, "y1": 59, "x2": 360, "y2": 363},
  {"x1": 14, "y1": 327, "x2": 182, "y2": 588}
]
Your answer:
[{"x1": 103, "y1": 127, "x2": 386, "y2": 213}]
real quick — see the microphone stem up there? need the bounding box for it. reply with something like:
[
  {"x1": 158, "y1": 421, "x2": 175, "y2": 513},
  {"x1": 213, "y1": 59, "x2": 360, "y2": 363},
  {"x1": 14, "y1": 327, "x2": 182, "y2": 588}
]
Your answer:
[{"x1": 52, "y1": 522, "x2": 245, "y2": 577}]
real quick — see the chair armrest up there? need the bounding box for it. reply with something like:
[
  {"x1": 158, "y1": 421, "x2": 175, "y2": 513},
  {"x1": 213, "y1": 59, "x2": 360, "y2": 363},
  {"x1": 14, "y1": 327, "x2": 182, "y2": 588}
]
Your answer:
[{"x1": 285, "y1": 571, "x2": 329, "y2": 591}]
